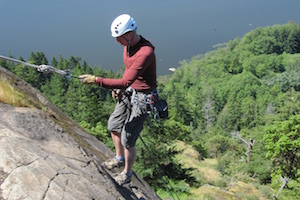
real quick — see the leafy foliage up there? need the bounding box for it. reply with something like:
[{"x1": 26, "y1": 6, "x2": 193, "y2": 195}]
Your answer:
[{"x1": 264, "y1": 115, "x2": 300, "y2": 191}]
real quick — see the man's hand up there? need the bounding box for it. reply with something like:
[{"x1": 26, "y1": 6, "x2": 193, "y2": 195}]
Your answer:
[{"x1": 79, "y1": 74, "x2": 96, "y2": 84}]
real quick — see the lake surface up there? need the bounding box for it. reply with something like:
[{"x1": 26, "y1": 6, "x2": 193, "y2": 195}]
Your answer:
[{"x1": 0, "y1": 0, "x2": 299, "y2": 75}]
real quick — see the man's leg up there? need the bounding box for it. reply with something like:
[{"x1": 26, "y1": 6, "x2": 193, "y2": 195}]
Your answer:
[
  {"x1": 103, "y1": 131, "x2": 125, "y2": 169},
  {"x1": 124, "y1": 146, "x2": 136, "y2": 173},
  {"x1": 111, "y1": 131, "x2": 124, "y2": 157},
  {"x1": 114, "y1": 146, "x2": 136, "y2": 186}
]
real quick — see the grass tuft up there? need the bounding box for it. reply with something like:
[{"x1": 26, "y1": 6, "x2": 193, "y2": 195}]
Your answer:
[{"x1": 0, "y1": 79, "x2": 33, "y2": 107}]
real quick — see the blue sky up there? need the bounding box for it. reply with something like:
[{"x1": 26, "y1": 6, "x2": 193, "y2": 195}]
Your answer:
[{"x1": 0, "y1": 0, "x2": 299, "y2": 75}]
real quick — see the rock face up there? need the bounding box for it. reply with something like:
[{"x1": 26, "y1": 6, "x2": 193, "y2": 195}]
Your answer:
[{"x1": 0, "y1": 67, "x2": 160, "y2": 200}]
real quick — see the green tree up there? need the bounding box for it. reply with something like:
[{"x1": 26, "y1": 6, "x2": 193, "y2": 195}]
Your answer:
[
  {"x1": 264, "y1": 114, "x2": 300, "y2": 197},
  {"x1": 135, "y1": 122, "x2": 196, "y2": 190}
]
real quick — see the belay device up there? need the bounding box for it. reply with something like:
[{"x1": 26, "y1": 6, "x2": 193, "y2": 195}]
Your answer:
[{"x1": 0, "y1": 54, "x2": 76, "y2": 80}]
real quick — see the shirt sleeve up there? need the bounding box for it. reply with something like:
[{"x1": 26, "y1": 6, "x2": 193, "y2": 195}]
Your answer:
[{"x1": 95, "y1": 53, "x2": 151, "y2": 90}]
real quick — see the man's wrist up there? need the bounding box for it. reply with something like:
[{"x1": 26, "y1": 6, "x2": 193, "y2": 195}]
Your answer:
[{"x1": 95, "y1": 76, "x2": 101, "y2": 84}]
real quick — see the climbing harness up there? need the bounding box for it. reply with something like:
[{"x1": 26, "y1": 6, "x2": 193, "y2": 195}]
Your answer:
[
  {"x1": 115, "y1": 87, "x2": 168, "y2": 122},
  {"x1": 0, "y1": 54, "x2": 77, "y2": 80}
]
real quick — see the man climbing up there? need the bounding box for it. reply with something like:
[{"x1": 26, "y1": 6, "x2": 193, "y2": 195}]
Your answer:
[{"x1": 79, "y1": 14, "x2": 157, "y2": 186}]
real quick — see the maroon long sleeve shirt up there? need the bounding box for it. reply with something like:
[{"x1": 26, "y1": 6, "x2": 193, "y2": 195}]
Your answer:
[{"x1": 96, "y1": 36, "x2": 157, "y2": 91}]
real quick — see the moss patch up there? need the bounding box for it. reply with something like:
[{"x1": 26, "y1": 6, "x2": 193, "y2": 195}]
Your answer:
[{"x1": 0, "y1": 79, "x2": 34, "y2": 107}]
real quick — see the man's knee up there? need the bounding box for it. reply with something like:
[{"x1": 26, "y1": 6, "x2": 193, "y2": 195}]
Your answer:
[{"x1": 111, "y1": 131, "x2": 121, "y2": 137}]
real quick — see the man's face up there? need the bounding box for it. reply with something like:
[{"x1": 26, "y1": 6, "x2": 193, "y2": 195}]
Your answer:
[{"x1": 116, "y1": 32, "x2": 133, "y2": 46}]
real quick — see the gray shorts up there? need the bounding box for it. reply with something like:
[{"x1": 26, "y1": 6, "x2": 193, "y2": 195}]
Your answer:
[{"x1": 107, "y1": 92, "x2": 149, "y2": 148}]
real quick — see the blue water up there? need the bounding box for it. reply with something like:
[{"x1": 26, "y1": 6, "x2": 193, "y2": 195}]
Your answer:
[{"x1": 0, "y1": 0, "x2": 299, "y2": 75}]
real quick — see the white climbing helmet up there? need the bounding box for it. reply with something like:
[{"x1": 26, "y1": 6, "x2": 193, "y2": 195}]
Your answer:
[{"x1": 111, "y1": 14, "x2": 137, "y2": 37}]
